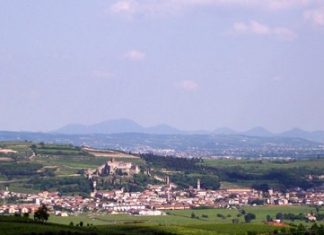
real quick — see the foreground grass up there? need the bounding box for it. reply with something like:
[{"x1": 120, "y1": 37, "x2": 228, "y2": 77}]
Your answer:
[
  {"x1": 94, "y1": 223, "x2": 276, "y2": 235},
  {"x1": 0, "y1": 216, "x2": 92, "y2": 235},
  {"x1": 1, "y1": 219, "x2": 276, "y2": 235}
]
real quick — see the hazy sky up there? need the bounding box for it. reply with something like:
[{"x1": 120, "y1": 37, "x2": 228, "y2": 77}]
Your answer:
[{"x1": 1, "y1": 0, "x2": 324, "y2": 132}]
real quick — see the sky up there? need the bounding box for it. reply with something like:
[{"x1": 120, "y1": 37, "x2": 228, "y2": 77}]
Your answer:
[{"x1": 1, "y1": 0, "x2": 324, "y2": 132}]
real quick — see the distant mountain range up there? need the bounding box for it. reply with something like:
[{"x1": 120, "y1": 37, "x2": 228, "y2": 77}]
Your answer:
[
  {"x1": 54, "y1": 119, "x2": 183, "y2": 135},
  {"x1": 53, "y1": 119, "x2": 324, "y2": 143},
  {"x1": 213, "y1": 126, "x2": 324, "y2": 143},
  {"x1": 2, "y1": 121, "x2": 324, "y2": 158},
  {"x1": 1, "y1": 129, "x2": 323, "y2": 158}
]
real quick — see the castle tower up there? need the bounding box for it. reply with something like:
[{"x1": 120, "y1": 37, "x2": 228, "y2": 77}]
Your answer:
[
  {"x1": 268, "y1": 188, "x2": 273, "y2": 196},
  {"x1": 167, "y1": 192, "x2": 171, "y2": 201},
  {"x1": 92, "y1": 180, "x2": 97, "y2": 193},
  {"x1": 197, "y1": 178, "x2": 201, "y2": 191},
  {"x1": 165, "y1": 176, "x2": 170, "y2": 186},
  {"x1": 285, "y1": 193, "x2": 290, "y2": 199}
]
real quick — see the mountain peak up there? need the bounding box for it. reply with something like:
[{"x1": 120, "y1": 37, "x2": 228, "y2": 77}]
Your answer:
[
  {"x1": 54, "y1": 119, "x2": 181, "y2": 135},
  {"x1": 213, "y1": 127, "x2": 237, "y2": 135},
  {"x1": 280, "y1": 128, "x2": 308, "y2": 137},
  {"x1": 243, "y1": 127, "x2": 273, "y2": 137}
]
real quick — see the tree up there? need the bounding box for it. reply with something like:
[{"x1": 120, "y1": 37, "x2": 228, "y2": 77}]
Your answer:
[
  {"x1": 252, "y1": 183, "x2": 269, "y2": 192},
  {"x1": 232, "y1": 218, "x2": 239, "y2": 224},
  {"x1": 275, "y1": 212, "x2": 284, "y2": 220},
  {"x1": 34, "y1": 204, "x2": 49, "y2": 223},
  {"x1": 30, "y1": 144, "x2": 37, "y2": 150},
  {"x1": 244, "y1": 213, "x2": 256, "y2": 223}
]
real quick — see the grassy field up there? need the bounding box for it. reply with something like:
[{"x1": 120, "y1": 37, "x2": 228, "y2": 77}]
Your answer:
[
  {"x1": 2, "y1": 183, "x2": 40, "y2": 194},
  {"x1": 42, "y1": 206, "x2": 324, "y2": 234},
  {"x1": 96, "y1": 223, "x2": 276, "y2": 235},
  {"x1": 34, "y1": 155, "x2": 145, "y2": 177},
  {"x1": 0, "y1": 221, "x2": 277, "y2": 235},
  {"x1": 0, "y1": 141, "x2": 32, "y2": 152},
  {"x1": 0, "y1": 216, "x2": 92, "y2": 235},
  {"x1": 34, "y1": 155, "x2": 108, "y2": 170},
  {"x1": 49, "y1": 206, "x2": 324, "y2": 226},
  {"x1": 0, "y1": 215, "x2": 279, "y2": 235},
  {"x1": 160, "y1": 224, "x2": 276, "y2": 235}
]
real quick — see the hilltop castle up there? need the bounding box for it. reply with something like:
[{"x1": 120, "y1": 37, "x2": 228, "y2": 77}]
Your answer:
[{"x1": 88, "y1": 159, "x2": 140, "y2": 177}]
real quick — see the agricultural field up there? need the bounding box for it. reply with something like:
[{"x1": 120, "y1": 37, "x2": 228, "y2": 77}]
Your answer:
[
  {"x1": 2, "y1": 206, "x2": 324, "y2": 235},
  {"x1": 48, "y1": 206, "x2": 324, "y2": 226},
  {"x1": 45, "y1": 206, "x2": 324, "y2": 235},
  {"x1": 83, "y1": 147, "x2": 138, "y2": 159}
]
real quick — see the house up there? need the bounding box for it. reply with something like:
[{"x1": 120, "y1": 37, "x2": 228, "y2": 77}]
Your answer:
[
  {"x1": 138, "y1": 210, "x2": 165, "y2": 216},
  {"x1": 307, "y1": 213, "x2": 317, "y2": 222}
]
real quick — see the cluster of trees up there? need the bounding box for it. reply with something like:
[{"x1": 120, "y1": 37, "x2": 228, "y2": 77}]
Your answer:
[
  {"x1": 244, "y1": 213, "x2": 256, "y2": 223},
  {"x1": 4, "y1": 204, "x2": 50, "y2": 223},
  {"x1": 34, "y1": 204, "x2": 49, "y2": 223},
  {"x1": 141, "y1": 153, "x2": 323, "y2": 191},
  {"x1": 283, "y1": 223, "x2": 324, "y2": 235},
  {"x1": 316, "y1": 213, "x2": 324, "y2": 221},
  {"x1": 140, "y1": 154, "x2": 202, "y2": 172},
  {"x1": 216, "y1": 213, "x2": 227, "y2": 219},
  {"x1": 171, "y1": 174, "x2": 220, "y2": 190},
  {"x1": 0, "y1": 162, "x2": 43, "y2": 178},
  {"x1": 211, "y1": 166, "x2": 322, "y2": 191},
  {"x1": 27, "y1": 176, "x2": 92, "y2": 196},
  {"x1": 190, "y1": 212, "x2": 209, "y2": 219},
  {"x1": 140, "y1": 154, "x2": 220, "y2": 189},
  {"x1": 263, "y1": 169, "x2": 319, "y2": 190},
  {"x1": 271, "y1": 211, "x2": 324, "y2": 222},
  {"x1": 30, "y1": 143, "x2": 88, "y2": 156},
  {"x1": 236, "y1": 209, "x2": 256, "y2": 223},
  {"x1": 248, "y1": 199, "x2": 266, "y2": 205},
  {"x1": 251, "y1": 183, "x2": 270, "y2": 192},
  {"x1": 275, "y1": 212, "x2": 305, "y2": 221}
]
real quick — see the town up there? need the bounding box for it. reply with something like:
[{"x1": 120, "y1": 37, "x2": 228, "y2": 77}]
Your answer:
[
  {"x1": 1, "y1": 158, "x2": 323, "y2": 220},
  {"x1": 1, "y1": 176, "x2": 323, "y2": 220}
]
